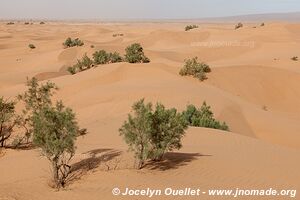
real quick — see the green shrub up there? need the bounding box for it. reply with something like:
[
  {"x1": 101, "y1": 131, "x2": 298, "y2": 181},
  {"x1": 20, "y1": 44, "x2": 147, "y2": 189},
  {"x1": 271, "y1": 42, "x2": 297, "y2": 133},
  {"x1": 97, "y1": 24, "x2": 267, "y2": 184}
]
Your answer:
[
  {"x1": 63, "y1": 37, "x2": 84, "y2": 48},
  {"x1": 124, "y1": 43, "x2": 150, "y2": 63},
  {"x1": 291, "y1": 56, "x2": 298, "y2": 61},
  {"x1": 68, "y1": 54, "x2": 93, "y2": 74},
  {"x1": 93, "y1": 50, "x2": 109, "y2": 65},
  {"x1": 0, "y1": 98, "x2": 19, "y2": 147},
  {"x1": 235, "y1": 23, "x2": 243, "y2": 29},
  {"x1": 108, "y1": 52, "x2": 123, "y2": 63},
  {"x1": 182, "y1": 102, "x2": 229, "y2": 131},
  {"x1": 185, "y1": 25, "x2": 198, "y2": 31},
  {"x1": 179, "y1": 57, "x2": 211, "y2": 81},
  {"x1": 119, "y1": 99, "x2": 188, "y2": 169},
  {"x1": 17, "y1": 77, "x2": 58, "y2": 143},
  {"x1": 93, "y1": 50, "x2": 123, "y2": 65},
  {"x1": 28, "y1": 44, "x2": 36, "y2": 49},
  {"x1": 32, "y1": 101, "x2": 78, "y2": 188}
]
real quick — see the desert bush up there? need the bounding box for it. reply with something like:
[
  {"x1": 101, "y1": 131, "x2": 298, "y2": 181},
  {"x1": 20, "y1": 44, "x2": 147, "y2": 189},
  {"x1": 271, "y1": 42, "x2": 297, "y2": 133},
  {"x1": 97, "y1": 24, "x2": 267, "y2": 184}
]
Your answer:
[
  {"x1": 235, "y1": 22, "x2": 243, "y2": 29},
  {"x1": 0, "y1": 98, "x2": 20, "y2": 147},
  {"x1": 185, "y1": 25, "x2": 198, "y2": 31},
  {"x1": 40, "y1": 22, "x2": 45, "y2": 25},
  {"x1": 119, "y1": 99, "x2": 188, "y2": 169},
  {"x1": 90, "y1": 45, "x2": 95, "y2": 48},
  {"x1": 63, "y1": 37, "x2": 84, "y2": 48},
  {"x1": 6, "y1": 22, "x2": 14, "y2": 25},
  {"x1": 93, "y1": 50, "x2": 123, "y2": 65},
  {"x1": 124, "y1": 43, "x2": 150, "y2": 63},
  {"x1": 108, "y1": 52, "x2": 123, "y2": 63},
  {"x1": 150, "y1": 103, "x2": 188, "y2": 161},
  {"x1": 261, "y1": 23, "x2": 265, "y2": 26},
  {"x1": 68, "y1": 54, "x2": 93, "y2": 75},
  {"x1": 182, "y1": 102, "x2": 229, "y2": 131},
  {"x1": 17, "y1": 77, "x2": 58, "y2": 143},
  {"x1": 28, "y1": 44, "x2": 36, "y2": 49},
  {"x1": 93, "y1": 50, "x2": 109, "y2": 65},
  {"x1": 32, "y1": 101, "x2": 78, "y2": 188},
  {"x1": 179, "y1": 57, "x2": 211, "y2": 81},
  {"x1": 113, "y1": 33, "x2": 124, "y2": 37},
  {"x1": 291, "y1": 56, "x2": 298, "y2": 61},
  {"x1": 24, "y1": 22, "x2": 30, "y2": 25}
]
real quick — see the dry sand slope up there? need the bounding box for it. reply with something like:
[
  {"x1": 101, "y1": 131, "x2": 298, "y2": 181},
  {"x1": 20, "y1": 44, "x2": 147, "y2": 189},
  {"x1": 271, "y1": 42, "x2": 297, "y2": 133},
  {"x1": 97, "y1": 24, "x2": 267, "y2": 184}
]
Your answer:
[{"x1": 0, "y1": 22, "x2": 300, "y2": 200}]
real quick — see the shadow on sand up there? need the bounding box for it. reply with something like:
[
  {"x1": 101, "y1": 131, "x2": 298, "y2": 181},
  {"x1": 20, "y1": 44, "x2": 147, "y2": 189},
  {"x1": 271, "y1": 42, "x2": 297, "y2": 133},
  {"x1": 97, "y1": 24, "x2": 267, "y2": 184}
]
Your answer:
[{"x1": 144, "y1": 152, "x2": 211, "y2": 171}]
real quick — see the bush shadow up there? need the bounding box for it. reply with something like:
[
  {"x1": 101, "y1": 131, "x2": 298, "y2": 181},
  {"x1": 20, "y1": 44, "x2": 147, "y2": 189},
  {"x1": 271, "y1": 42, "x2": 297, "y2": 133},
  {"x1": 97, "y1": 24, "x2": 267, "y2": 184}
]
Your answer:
[{"x1": 144, "y1": 152, "x2": 211, "y2": 171}]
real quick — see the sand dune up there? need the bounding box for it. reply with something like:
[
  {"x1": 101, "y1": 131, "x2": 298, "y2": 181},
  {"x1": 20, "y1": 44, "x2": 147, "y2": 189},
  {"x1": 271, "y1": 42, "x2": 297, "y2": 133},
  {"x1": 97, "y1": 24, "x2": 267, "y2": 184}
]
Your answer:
[{"x1": 0, "y1": 22, "x2": 300, "y2": 199}]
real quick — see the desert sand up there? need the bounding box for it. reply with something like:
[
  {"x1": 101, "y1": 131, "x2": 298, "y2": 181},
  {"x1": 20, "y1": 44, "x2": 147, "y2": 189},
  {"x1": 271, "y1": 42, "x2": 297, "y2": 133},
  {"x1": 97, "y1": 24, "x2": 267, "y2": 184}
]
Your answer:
[{"x1": 0, "y1": 21, "x2": 300, "y2": 199}]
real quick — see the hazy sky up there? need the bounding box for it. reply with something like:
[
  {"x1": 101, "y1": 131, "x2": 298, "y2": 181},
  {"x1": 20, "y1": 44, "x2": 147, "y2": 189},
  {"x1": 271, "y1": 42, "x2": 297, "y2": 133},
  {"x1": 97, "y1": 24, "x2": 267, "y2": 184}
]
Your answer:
[{"x1": 0, "y1": 0, "x2": 300, "y2": 19}]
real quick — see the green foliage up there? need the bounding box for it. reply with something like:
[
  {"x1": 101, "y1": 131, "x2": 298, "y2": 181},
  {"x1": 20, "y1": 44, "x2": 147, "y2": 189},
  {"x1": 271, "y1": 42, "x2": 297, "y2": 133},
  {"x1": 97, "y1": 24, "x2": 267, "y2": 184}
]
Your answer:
[
  {"x1": 32, "y1": 101, "x2": 78, "y2": 188},
  {"x1": 119, "y1": 99, "x2": 188, "y2": 169},
  {"x1": 235, "y1": 23, "x2": 243, "y2": 29},
  {"x1": 68, "y1": 54, "x2": 93, "y2": 75},
  {"x1": 182, "y1": 102, "x2": 229, "y2": 131},
  {"x1": 93, "y1": 50, "x2": 123, "y2": 65},
  {"x1": 17, "y1": 77, "x2": 58, "y2": 143},
  {"x1": 63, "y1": 37, "x2": 84, "y2": 48},
  {"x1": 124, "y1": 43, "x2": 150, "y2": 63},
  {"x1": 185, "y1": 25, "x2": 198, "y2": 31},
  {"x1": 179, "y1": 57, "x2": 211, "y2": 81},
  {"x1": 108, "y1": 52, "x2": 123, "y2": 63},
  {"x1": 93, "y1": 50, "x2": 109, "y2": 65},
  {"x1": 291, "y1": 56, "x2": 298, "y2": 61},
  {"x1": 150, "y1": 103, "x2": 188, "y2": 161},
  {"x1": 28, "y1": 44, "x2": 36, "y2": 49},
  {"x1": 0, "y1": 98, "x2": 19, "y2": 147}
]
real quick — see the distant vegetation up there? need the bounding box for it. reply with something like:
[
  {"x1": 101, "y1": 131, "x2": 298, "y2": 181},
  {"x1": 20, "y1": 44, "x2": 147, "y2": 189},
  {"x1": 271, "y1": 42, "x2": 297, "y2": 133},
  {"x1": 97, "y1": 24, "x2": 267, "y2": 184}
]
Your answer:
[
  {"x1": 24, "y1": 22, "x2": 30, "y2": 25},
  {"x1": 40, "y1": 22, "x2": 45, "y2": 25},
  {"x1": 182, "y1": 102, "x2": 229, "y2": 131},
  {"x1": 179, "y1": 57, "x2": 211, "y2": 81},
  {"x1": 63, "y1": 37, "x2": 84, "y2": 48},
  {"x1": 67, "y1": 54, "x2": 94, "y2": 74},
  {"x1": 28, "y1": 44, "x2": 36, "y2": 49},
  {"x1": 125, "y1": 43, "x2": 150, "y2": 63},
  {"x1": 291, "y1": 56, "x2": 298, "y2": 61},
  {"x1": 235, "y1": 22, "x2": 243, "y2": 29},
  {"x1": 6, "y1": 22, "x2": 14, "y2": 25},
  {"x1": 261, "y1": 23, "x2": 265, "y2": 27},
  {"x1": 113, "y1": 33, "x2": 124, "y2": 37},
  {"x1": 119, "y1": 99, "x2": 188, "y2": 169},
  {"x1": 185, "y1": 25, "x2": 198, "y2": 31},
  {"x1": 93, "y1": 50, "x2": 123, "y2": 65}
]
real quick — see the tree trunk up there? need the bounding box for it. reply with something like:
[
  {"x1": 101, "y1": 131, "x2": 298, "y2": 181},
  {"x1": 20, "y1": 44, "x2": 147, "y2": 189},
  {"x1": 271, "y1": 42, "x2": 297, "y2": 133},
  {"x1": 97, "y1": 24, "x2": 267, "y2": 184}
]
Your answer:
[{"x1": 52, "y1": 158, "x2": 60, "y2": 188}]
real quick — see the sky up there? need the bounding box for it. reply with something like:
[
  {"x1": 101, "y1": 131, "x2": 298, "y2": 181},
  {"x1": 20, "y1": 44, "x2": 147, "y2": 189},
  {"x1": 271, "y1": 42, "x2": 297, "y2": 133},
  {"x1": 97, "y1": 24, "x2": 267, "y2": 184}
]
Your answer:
[{"x1": 0, "y1": 0, "x2": 300, "y2": 20}]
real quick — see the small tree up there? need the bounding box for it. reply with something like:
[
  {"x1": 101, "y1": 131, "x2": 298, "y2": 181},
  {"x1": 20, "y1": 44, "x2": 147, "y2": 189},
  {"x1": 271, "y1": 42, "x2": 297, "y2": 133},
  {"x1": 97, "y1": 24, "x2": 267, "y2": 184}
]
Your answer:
[
  {"x1": 119, "y1": 99, "x2": 188, "y2": 169},
  {"x1": 0, "y1": 98, "x2": 19, "y2": 147},
  {"x1": 119, "y1": 99, "x2": 153, "y2": 169},
  {"x1": 182, "y1": 102, "x2": 229, "y2": 131},
  {"x1": 17, "y1": 77, "x2": 58, "y2": 144},
  {"x1": 124, "y1": 43, "x2": 150, "y2": 63},
  {"x1": 179, "y1": 57, "x2": 211, "y2": 81},
  {"x1": 32, "y1": 101, "x2": 78, "y2": 188},
  {"x1": 150, "y1": 103, "x2": 188, "y2": 161}
]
